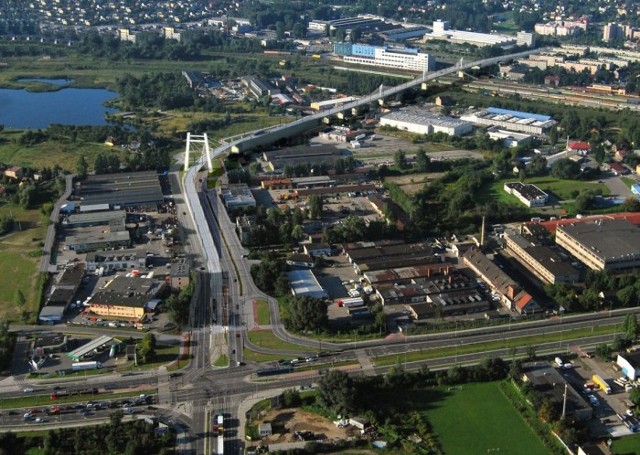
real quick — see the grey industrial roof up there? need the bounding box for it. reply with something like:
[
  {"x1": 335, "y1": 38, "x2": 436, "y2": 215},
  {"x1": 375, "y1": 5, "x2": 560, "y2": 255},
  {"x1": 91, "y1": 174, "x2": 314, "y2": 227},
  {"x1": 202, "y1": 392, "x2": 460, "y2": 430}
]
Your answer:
[
  {"x1": 287, "y1": 269, "x2": 327, "y2": 299},
  {"x1": 38, "y1": 305, "x2": 65, "y2": 321},
  {"x1": 85, "y1": 249, "x2": 145, "y2": 263},
  {"x1": 57, "y1": 264, "x2": 85, "y2": 288},
  {"x1": 558, "y1": 219, "x2": 640, "y2": 262},
  {"x1": 505, "y1": 182, "x2": 548, "y2": 200},
  {"x1": 77, "y1": 171, "x2": 163, "y2": 207},
  {"x1": 65, "y1": 210, "x2": 126, "y2": 226},
  {"x1": 66, "y1": 229, "x2": 131, "y2": 246},
  {"x1": 382, "y1": 109, "x2": 471, "y2": 129}
]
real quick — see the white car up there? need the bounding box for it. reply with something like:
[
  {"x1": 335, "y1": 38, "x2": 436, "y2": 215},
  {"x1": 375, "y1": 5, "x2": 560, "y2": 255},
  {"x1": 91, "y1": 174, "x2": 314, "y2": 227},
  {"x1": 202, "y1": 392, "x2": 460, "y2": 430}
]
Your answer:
[
  {"x1": 23, "y1": 387, "x2": 34, "y2": 393},
  {"x1": 626, "y1": 409, "x2": 634, "y2": 417}
]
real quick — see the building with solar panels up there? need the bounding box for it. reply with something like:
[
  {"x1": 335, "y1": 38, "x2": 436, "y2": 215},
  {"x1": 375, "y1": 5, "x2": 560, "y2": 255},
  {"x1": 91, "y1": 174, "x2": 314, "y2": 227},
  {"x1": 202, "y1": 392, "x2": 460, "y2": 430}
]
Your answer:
[{"x1": 76, "y1": 171, "x2": 164, "y2": 212}]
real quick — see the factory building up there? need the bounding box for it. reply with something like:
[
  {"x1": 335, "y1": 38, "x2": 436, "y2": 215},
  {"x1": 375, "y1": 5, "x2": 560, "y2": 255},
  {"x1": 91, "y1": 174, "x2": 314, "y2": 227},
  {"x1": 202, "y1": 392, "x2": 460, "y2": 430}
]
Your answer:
[
  {"x1": 555, "y1": 219, "x2": 640, "y2": 271},
  {"x1": 423, "y1": 20, "x2": 517, "y2": 48},
  {"x1": 460, "y1": 107, "x2": 557, "y2": 136},
  {"x1": 379, "y1": 109, "x2": 473, "y2": 136}
]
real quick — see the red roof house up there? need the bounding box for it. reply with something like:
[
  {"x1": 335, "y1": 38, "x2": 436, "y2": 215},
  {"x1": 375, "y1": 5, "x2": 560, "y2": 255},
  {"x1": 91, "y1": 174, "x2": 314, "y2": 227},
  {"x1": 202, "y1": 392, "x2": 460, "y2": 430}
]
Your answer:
[{"x1": 567, "y1": 141, "x2": 591, "y2": 153}]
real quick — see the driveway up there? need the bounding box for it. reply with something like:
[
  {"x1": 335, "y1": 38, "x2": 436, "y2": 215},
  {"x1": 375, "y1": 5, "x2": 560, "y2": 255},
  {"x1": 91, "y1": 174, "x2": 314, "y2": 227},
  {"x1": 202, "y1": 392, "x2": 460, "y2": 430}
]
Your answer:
[{"x1": 601, "y1": 173, "x2": 635, "y2": 198}]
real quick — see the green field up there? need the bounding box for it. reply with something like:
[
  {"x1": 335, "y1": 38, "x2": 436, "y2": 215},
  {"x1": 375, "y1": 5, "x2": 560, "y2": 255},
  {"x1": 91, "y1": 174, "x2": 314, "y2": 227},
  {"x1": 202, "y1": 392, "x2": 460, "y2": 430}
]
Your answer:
[
  {"x1": 612, "y1": 433, "x2": 640, "y2": 454},
  {"x1": 427, "y1": 382, "x2": 547, "y2": 454},
  {"x1": 247, "y1": 330, "x2": 309, "y2": 352},
  {"x1": 487, "y1": 176, "x2": 611, "y2": 205},
  {"x1": 255, "y1": 299, "x2": 271, "y2": 326}
]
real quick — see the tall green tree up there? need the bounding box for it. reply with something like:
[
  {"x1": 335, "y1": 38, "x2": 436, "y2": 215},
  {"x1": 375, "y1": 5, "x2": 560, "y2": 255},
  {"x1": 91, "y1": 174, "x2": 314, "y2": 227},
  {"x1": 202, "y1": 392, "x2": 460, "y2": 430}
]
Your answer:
[
  {"x1": 623, "y1": 314, "x2": 640, "y2": 343},
  {"x1": 317, "y1": 370, "x2": 355, "y2": 416},
  {"x1": 76, "y1": 154, "x2": 88, "y2": 180},
  {"x1": 286, "y1": 296, "x2": 328, "y2": 332}
]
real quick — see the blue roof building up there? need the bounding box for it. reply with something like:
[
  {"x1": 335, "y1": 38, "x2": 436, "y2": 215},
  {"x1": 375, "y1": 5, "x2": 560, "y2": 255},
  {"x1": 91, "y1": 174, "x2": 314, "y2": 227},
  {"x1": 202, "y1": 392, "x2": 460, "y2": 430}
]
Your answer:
[{"x1": 486, "y1": 107, "x2": 551, "y2": 122}]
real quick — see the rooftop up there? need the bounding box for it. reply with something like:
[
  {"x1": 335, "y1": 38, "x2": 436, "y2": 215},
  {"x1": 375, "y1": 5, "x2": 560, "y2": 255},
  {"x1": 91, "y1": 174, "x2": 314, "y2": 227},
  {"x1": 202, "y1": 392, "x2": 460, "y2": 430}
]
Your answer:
[
  {"x1": 64, "y1": 210, "x2": 126, "y2": 226},
  {"x1": 90, "y1": 275, "x2": 165, "y2": 308},
  {"x1": 505, "y1": 182, "x2": 549, "y2": 201},
  {"x1": 557, "y1": 219, "x2": 640, "y2": 262},
  {"x1": 77, "y1": 171, "x2": 163, "y2": 207},
  {"x1": 381, "y1": 109, "x2": 471, "y2": 129},
  {"x1": 286, "y1": 269, "x2": 327, "y2": 300}
]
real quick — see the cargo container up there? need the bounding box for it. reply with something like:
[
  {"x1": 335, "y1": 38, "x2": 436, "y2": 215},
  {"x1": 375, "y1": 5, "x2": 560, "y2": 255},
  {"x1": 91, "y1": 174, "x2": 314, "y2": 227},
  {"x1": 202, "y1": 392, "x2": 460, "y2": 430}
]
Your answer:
[{"x1": 592, "y1": 374, "x2": 612, "y2": 394}]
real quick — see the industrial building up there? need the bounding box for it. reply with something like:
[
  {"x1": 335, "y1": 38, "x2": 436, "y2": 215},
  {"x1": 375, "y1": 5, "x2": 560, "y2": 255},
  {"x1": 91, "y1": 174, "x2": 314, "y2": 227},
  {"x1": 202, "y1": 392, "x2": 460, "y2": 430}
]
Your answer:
[
  {"x1": 460, "y1": 108, "x2": 557, "y2": 136},
  {"x1": 462, "y1": 249, "x2": 539, "y2": 314},
  {"x1": 39, "y1": 265, "x2": 85, "y2": 324},
  {"x1": 65, "y1": 228, "x2": 131, "y2": 254},
  {"x1": 219, "y1": 184, "x2": 256, "y2": 210},
  {"x1": 344, "y1": 241, "x2": 439, "y2": 274},
  {"x1": 376, "y1": 272, "x2": 482, "y2": 306},
  {"x1": 423, "y1": 20, "x2": 516, "y2": 48},
  {"x1": 522, "y1": 363, "x2": 593, "y2": 421},
  {"x1": 76, "y1": 171, "x2": 164, "y2": 211},
  {"x1": 286, "y1": 269, "x2": 328, "y2": 299},
  {"x1": 88, "y1": 276, "x2": 167, "y2": 320},
  {"x1": 262, "y1": 145, "x2": 344, "y2": 171},
  {"x1": 334, "y1": 43, "x2": 435, "y2": 72},
  {"x1": 170, "y1": 261, "x2": 191, "y2": 291},
  {"x1": 62, "y1": 210, "x2": 126, "y2": 229},
  {"x1": 241, "y1": 77, "x2": 280, "y2": 99},
  {"x1": 85, "y1": 249, "x2": 146, "y2": 274},
  {"x1": 308, "y1": 16, "x2": 389, "y2": 34},
  {"x1": 364, "y1": 263, "x2": 455, "y2": 286},
  {"x1": 310, "y1": 96, "x2": 359, "y2": 111},
  {"x1": 504, "y1": 182, "x2": 549, "y2": 208},
  {"x1": 379, "y1": 26, "x2": 431, "y2": 42},
  {"x1": 504, "y1": 230, "x2": 579, "y2": 285},
  {"x1": 487, "y1": 128, "x2": 533, "y2": 148},
  {"x1": 617, "y1": 352, "x2": 640, "y2": 381},
  {"x1": 555, "y1": 219, "x2": 640, "y2": 271},
  {"x1": 379, "y1": 109, "x2": 473, "y2": 136}
]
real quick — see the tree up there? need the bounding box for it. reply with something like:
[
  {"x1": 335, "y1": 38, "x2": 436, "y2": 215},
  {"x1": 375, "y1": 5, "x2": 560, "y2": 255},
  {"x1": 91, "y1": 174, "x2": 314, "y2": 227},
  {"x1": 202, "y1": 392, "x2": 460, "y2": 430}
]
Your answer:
[
  {"x1": 282, "y1": 388, "x2": 301, "y2": 407},
  {"x1": 286, "y1": 296, "x2": 328, "y2": 332},
  {"x1": 623, "y1": 314, "x2": 640, "y2": 343},
  {"x1": 415, "y1": 149, "x2": 430, "y2": 172},
  {"x1": 630, "y1": 387, "x2": 640, "y2": 406},
  {"x1": 527, "y1": 155, "x2": 547, "y2": 177},
  {"x1": 76, "y1": 154, "x2": 88, "y2": 180},
  {"x1": 138, "y1": 333, "x2": 157, "y2": 363},
  {"x1": 317, "y1": 370, "x2": 355, "y2": 416},
  {"x1": 551, "y1": 158, "x2": 581, "y2": 180},
  {"x1": 308, "y1": 195, "x2": 323, "y2": 220},
  {"x1": 394, "y1": 150, "x2": 407, "y2": 169},
  {"x1": 595, "y1": 343, "x2": 612, "y2": 360}
]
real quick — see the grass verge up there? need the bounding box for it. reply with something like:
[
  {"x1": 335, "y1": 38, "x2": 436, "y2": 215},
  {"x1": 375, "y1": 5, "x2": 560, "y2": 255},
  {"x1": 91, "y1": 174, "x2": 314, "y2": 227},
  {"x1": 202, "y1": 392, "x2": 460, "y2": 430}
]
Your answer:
[
  {"x1": 374, "y1": 323, "x2": 618, "y2": 366},
  {"x1": 0, "y1": 390, "x2": 156, "y2": 410},
  {"x1": 255, "y1": 300, "x2": 270, "y2": 326},
  {"x1": 611, "y1": 433, "x2": 640, "y2": 454},
  {"x1": 247, "y1": 330, "x2": 310, "y2": 352},
  {"x1": 213, "y1": 354, "x2": 228, "y2": 367}
]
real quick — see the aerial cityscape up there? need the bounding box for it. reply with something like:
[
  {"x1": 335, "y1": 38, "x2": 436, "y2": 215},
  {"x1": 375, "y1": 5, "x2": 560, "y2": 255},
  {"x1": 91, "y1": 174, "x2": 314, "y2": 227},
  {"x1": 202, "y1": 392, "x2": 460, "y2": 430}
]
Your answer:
[{"x1": 1, "y1": 0, "x2": 640, "y2": 454}]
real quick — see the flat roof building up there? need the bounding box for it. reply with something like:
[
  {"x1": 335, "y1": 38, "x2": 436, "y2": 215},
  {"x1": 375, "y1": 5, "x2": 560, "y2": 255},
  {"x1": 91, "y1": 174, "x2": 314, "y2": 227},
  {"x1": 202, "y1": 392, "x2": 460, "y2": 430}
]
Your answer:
[
  {"x1": 65, "y1": 228, "x2": 131, "y2": 254},
  {"x1": 219, "y1": 184, "x2": 256, "y2": 210},
  {"x1": 424, "y1": 20, "x2": 517, "y2": 48},
  {"x1": 63, "y1": 210, "x2": 126, "y2": 229},
  {"x1": 85, "y1": 249, "x2": 146, "y2": 274},
  {"x1": 337, "y1": 43, "x2": 436, "y2": 72},
  {"x1": 504, "y1": 182, "x2": 549, "y2": 208},
  {"x1": 88, "y1": 276, "x2": 167, "y2": 320},
  {"x1": 555, "y1": 219, "x2": 640, "y2": 271},
  {"x1": 66, "y1": 335, "x2": 114, "y2": 361},
  {"x1": 170, "y1": 261, "x2": 190, "y2": 291},
  {"x1": 263, "y1": 145, "x2": 344, "y2": 171},
  {"x1": 379, "y1": 109, "x2": 473, "y2": 137},
  {"x1": 287, "y1": 269, "x2": 328, "y2": 300},
  {"x1": 76, "y1": 171, "x2": 163, "y2": 210},
  {"x1": 504, "y1": 230, "x2": 579, "y2": 285},
  {"x1": 487, "y1": 128, "x2": 533, "y2": 148},
  {"x1": 461, "y1": 108, "x2": 556, "y2": 136}
]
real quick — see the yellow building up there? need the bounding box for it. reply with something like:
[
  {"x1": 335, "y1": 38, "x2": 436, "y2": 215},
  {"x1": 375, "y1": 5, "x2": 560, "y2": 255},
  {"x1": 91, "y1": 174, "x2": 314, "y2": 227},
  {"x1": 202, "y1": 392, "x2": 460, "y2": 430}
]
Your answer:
[{"x1": 88, "y1": 276, "x2": 166, "y2": 321}]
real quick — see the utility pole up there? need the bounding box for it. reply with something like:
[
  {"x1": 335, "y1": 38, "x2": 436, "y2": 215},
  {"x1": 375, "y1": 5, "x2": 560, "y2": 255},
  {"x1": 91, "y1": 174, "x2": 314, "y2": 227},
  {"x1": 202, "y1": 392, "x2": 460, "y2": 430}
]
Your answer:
[{"x1": 561, "y1": 383, "x2": 567, "y2": 420}]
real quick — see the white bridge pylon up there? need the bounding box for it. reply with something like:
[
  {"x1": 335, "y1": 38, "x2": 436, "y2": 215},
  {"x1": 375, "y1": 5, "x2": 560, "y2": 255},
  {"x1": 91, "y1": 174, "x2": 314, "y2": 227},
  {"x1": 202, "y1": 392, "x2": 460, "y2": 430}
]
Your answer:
[{"x1": 184, "y1": 132, "x2": 213, "y2": 171}]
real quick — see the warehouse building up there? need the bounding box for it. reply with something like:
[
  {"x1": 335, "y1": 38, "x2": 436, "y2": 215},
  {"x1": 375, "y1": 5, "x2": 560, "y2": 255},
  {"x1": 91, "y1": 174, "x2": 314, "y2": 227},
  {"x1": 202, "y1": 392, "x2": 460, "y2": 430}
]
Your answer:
[
  {"x1": 85, "y1": 249, "x2": 146, "y2": 274},
  {"x1": 379, "y1": 109, "x2": 473, "y2": 136},
  {"x1": 344, "y1": 241, "x2": 440, "y2": 274},
  {"x1": 62, "y1": 210, "x2": 126, "y2": 229},
  {"x1": 287, "y1": 269, "x2": 328, "y2": 299},
  {"x1": 423, "y1": 20, "x2": 517, "y2": 48},
  {"x1": 460, "y1": 107, "x2": 557, "y2": 136},
  {"x1": 65, "y1": 228, "x2": 131, "y2": 254},
  {"x1": 219, "y1": 184, "x2": 256, "y2": 210},
  {"x1": 364, "y1": 263, "x2": 455, "y2": 286},
  {"x1": 308, "y1": 16, "x2": 389, "y2": 34},
  {"x1": 88, "y1": 276, "x2": 167, "y2": 320},
  {"x1": 504, "y1": 230, "x2": 579, "y2": 285},
  {"x1": 241, "y1": 76, "x2": 280, "y2": 99},
  {"x1": 504, "y1": 182, "x2": 549, "y2": 208},
  {"x1": 380, "y1": 26, "x2": 431, "y2": 42},
  {"x1": 487, "y1": 128, "x2": 533, "y2": 148},
  {"x1": 263, "y1": 145, "x2": 344, "y2": 171},
  {"x1": 555, "y1": 219, "x2": 640, "y2": 271},
  {"x1": 617, "y1": 352, "x2": 640, "y2": 381},
  {"x1": 76, "y1": 171, "x2": 164, "y2": 211}
]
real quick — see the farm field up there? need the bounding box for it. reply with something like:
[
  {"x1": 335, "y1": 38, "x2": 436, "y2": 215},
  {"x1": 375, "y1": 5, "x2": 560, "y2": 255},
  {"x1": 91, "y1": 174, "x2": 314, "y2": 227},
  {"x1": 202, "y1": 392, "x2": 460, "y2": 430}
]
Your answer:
[{"x1": 427, "y1": 382, "x2": 547, "y2": 454}]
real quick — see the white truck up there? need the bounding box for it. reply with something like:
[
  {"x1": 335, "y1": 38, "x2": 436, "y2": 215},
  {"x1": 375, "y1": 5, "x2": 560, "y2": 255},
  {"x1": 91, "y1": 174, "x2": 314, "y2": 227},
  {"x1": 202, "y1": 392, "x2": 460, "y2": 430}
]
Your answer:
[
  {"x1": 555, "y1": 357, "x2": 564, "y2": 368},
  {"x1": 71, "y1": 361, "x2": 102, "y2": 371}
]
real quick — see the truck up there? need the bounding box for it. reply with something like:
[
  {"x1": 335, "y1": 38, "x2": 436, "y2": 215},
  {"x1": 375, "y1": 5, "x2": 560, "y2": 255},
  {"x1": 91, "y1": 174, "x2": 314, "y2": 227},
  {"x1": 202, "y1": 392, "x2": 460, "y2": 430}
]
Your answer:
[
  {"x1": 555, "y1": 357, "x2": 564, "y2": 368},
  {"x1": 216, "y1": 435, "x2": 224, "y2": 455},
  {"x1": 71, "y1": 361, "x2": 102, "y2": 372},
  {"x1": 354, "y1": 133, "x2": 366, "y2": 141},
  {"x1": 592, "y1": 374, "x2": 612, "y2": 394},
  {"x1": 338, "y1": 297, "x2": 364, "y2": 308}
]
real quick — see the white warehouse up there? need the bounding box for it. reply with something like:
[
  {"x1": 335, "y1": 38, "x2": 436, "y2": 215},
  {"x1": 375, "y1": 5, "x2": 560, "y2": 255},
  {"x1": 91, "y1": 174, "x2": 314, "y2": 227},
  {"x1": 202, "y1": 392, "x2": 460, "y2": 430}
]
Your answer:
[{"x1": 379, "y1": 109, "x2": 473, "y2": 136}]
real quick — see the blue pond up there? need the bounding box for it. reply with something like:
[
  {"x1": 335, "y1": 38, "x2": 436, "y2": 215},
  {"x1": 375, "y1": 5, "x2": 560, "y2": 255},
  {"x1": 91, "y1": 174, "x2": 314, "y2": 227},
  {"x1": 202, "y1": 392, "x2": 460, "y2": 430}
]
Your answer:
[
  {"x1": 17, "y1": 78, "x2": 74, "y2": 86},
  {"x1": 0, "y1": 86, "x2": 118, "y2": 129}
]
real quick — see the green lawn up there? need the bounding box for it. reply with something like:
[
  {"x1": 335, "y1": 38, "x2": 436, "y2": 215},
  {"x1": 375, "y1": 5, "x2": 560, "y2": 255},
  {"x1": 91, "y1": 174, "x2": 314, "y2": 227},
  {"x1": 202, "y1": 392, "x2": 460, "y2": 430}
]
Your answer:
[
  {"x1": 488, "y1": 176, "x2": 611, "y2": 205},
  {"x1": 427, "y1": 382, "x2": 548, "y2": 454},
  {"x1": 213, "y1": 354, "x2": 228, "y2": 367},
  {"x1": 612, "y1": 433, "x2": 640, "y2": 454},
  {"x1": 255, "y1": 299, "x2": 271, "y2": 326},
  {"x1": 242, "y1": 348, "x2": 297, "y2": 363},
  {"x1": 621, "y1": 177, "x2": 636, "y2": 189},
  {"x1": 0, "y1": 390, "x2": 155, "y2": 410},
  {"x1": 247, "y1": 330, "x2": 309, "y2": 352},
  {"x1": 374, "y1": 323, "x2": 618, "y2": 366},
  {"x1": 120, "y1": 344, "x2": 180, "y2": 371}
]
